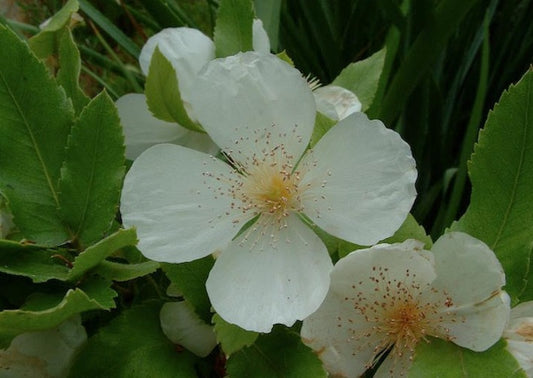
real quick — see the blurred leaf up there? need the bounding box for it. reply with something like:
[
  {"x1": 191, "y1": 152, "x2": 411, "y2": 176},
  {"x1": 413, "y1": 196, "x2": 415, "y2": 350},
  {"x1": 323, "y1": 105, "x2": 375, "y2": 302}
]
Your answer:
[
  {"x1": 382, "y1": 214, "x2": 433, "y2": 249},
  {"x1": 332, "y1": 48, "x2": 386, "y2": 111},
  {"x1": 409, "y1": 338, "x2": 526, "y2": 377},
  {"x1": 162, "y1": 256, "x2": 214, "y2": 324},
  {"x1": 145, "y1": 48, "x2": 203, "y2": 132},
  {"x1": 58, "y1": 92, "x2": 125, "y2": 248},
  {"x1": 94, "y1": 260, "x2": 159, "y2": 282},
  {"x1": 214, "y1": 0, "x2": 254, "y2": 57},
  {"x1": 254, "y1": 0, "x2": 281, "y2": 51},
  {"x1": 309, "y1": 112, "x2": 336, "y2": 148},
  {"x1": 452, "y1": 69, "x2": 533, "y2": 302},
  {"x1": 0, "y1": 26, "x2": 73, "y2": 246},
  {"x1": 70, "y1": 301, "x2": 198, "y2": 378},
  {"x1": 212, "y1": 313, "x2": 258, "y2": 356},
  {"x1": 226, "y1": 326, "x2": 327, "y2": 378}
]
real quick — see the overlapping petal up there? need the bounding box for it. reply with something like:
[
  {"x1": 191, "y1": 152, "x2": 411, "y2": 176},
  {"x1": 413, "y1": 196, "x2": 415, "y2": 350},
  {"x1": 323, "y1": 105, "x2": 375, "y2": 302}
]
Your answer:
[
  {"x1": 299, "y1": 112, "x2": 417, "y2": 245},
  {"x1": 252, "y1": 19, "x2": 270, "y2": 53},
  {"x1": 313, "y1": 85, "x2": 362, "y2": 120}
]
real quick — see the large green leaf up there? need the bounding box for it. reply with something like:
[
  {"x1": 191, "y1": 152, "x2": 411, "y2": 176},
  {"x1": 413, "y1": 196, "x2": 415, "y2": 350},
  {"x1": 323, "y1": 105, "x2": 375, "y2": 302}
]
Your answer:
[
  {"x1": 93, "y1": 260, "x2": 159, "y2": 282},
  {"x1": 212, "y1": 313, "x2": 258, "y2": 356},
  {"x1": 70, "y1": 302, "x2": 198, "y2": 378},
  {"x1": 0, "y1": 26, "x2": 73, "y2": 246},
  {"x1": 58, "y1": 92, "x2": 125, "y2": 248},
  {"x1": 214, "y1": 0, "x2": 254, "y2": 57},
  {"x1": 332, "y1": 48, "x2": 386, "y2": 111},
  {"x1": 226, "y1": 326, "x2": 327, "y2": 378},
  {"x1": 409, "y1": 338, "x2": 526, "y2": 377},
  {"x1": 452, "y1": 69, "x2": 533, "y2": 301}
]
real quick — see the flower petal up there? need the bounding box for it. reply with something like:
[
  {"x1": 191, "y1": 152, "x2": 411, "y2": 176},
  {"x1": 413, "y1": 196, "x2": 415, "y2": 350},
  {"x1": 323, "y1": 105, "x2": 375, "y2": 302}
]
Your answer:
[
  {"x1": 115, "y1": 94, "x2": 187, "y2": 160},
  {"x1": 313, "y1": 85, "x2": 362, "y2": 120},
  {"x1": 190, "y1": 52, "x2": 316, "y2": 168},
  {"x1": 160, "y1": 301, "x2": 217, "y2": 357},
  {"x1": 139, "y1": 27, "x2": 215, "y2": 100},
  {"x1": 174, "y1": 131, "x2": 220, "y2": 156},
  {"x1": 299, "y1": 112, "x2": 417, "y2": 245},
  {"x1": 430, "y1": 232, "x2": 506, "y2": 306},
  {"x1": 120, "y1": 144, "x2": 244, "y2": 263},
  {"x1": 506, "y1": 339, "x2": 533, "y2": 376},
  {"x1": 252, "y1": 19, "x2": 270, "y2": 53},
  {"x1": 206, "y1": 214, "x2": 332, "y2": 332}
]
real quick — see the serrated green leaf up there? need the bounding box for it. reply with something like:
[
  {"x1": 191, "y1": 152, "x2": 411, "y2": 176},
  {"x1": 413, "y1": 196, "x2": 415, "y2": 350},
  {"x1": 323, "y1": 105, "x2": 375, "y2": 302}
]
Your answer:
[
  {"x1": 68, "y1": 228, "x2": 137, "y2": 281},
  {"x1": 94, "y1": 260, "x2": 159, "y2": 282},
  {"x1": 409, "y1": 338, "x2": 526, "y2": 377},
  {"x1": 332, "y1": 48, "x2": 386, "y2": 112},
  {"x1": 0, "y1": 26, "x2": 73, "y2": 246},
  {"x1": 227, "y1": 327, "x2": 327, "y2": 378},
  {"x1": 309, "y1": 112, "x2": 336, "y2": 148},
  {"x1": 452, "y1": 69, "x2": 533, "y2": 301},
  {"x1": 214, "y1": 0, "x2": 254, "y2": 57},
  {"x1": 28, "y1": 0, "x2": 79, "y2": 58},
  {"x1": 276, "y1": 50, "x2": 294, "y2": 66},
  {"x1": 58, "y1": 92, "x2": 125, "y2": 248},
  {"x1": 212, "y1": 313, "x2": 258, "y2": 356},
  {"x1": 57, "y1": 29, "x2": 90, "y2": 114},
  {"x1": 145, "y1": 47, "x2": 203, "y2": 132},
  {"x1": 162, "y1": 256, "x2": 214, "y2": 324},
  {"x1": 0, "y1": 239, "x2": 70, "y2": 282},
  {"x1": 70, "y1": 302, "x2": 198, "y2": 378}
]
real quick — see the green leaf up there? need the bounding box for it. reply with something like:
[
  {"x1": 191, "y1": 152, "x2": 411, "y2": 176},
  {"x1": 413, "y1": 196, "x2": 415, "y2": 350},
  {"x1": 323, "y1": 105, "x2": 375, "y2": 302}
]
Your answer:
[
  {"x1": 57, "y1": 29, "x2": 90, "y2": 114},
  {"x1": 145, "y1": 48, "x2": 203, "y2": 132},
  {"x1": 70, "y1": 302, "x2": 198, "y2": 378},
  {"x1": 212, "y1": 313, "x2": 258, "y2": 356},
  {"x1": 161, "y1": 256, "x2": 214, "y2": 324},
  {"x1": 254, "y1": 0, "x2": 281, "y2": 51},
  {"x1": 0, "y1": 26, "x2": 73, "y2": 246},
  {"x1": 214, "y1": 0, "x2": 254, "y2": 57},
  {"x1": 94, "y1": 260, "x2": 160, "y2": 282},
  {"x1": 68, "y1": 228, "x2": 138, "y2": 282},
  {"x1": 452, "y1": 69, "x2": 533, "y2": 301},
  {"x1": 332, "y1": 48, "x2": 386, "y2": 112},
  {"x1": 409, "y1": 338, "x2": 526, "y2": 377},
  {"x1": 28, "y1": 0, "x2": 79, "y2": 58},
  {"x1": 226, "y1": 327, "x2": 327, "y2": 378},
  {"x1": 0, "y1": 240, "x2": 70, "y2": 282},
  {"x1": 381, "y1": 214, "x2": 433, "y2": 249},
  {"x1": 309, "y1": 112, "x2": 336, "y2": 148},
  {"x1": 58, "y1": 92, "x2": 125, "y2": 248}
]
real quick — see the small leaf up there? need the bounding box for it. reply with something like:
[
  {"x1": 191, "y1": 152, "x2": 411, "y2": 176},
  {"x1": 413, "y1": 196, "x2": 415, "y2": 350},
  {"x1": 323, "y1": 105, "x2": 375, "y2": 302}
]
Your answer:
[
  {"x1": 144, "y1": 48, "x2": 203, "y2": 131},
  {"x1": 226, "y1": 326, "x2": 327, "y2": 378},
  {"x1": 58, "y1": 92, "x2": 125, "y2": 248},
  {"x1": 381, "y1": 214, "x2": 433, "y2": 249},
  {"x1": 161, "y1": 256, "x2": 214, "y2": 324},
  {"x1": 452, "y1": 69, "x2": 533, "y2": 301},
  {"x1": 214, "y1": 0, "x2": 254, "y2": 57},
  {"x1": 70, "y1": 302, "x2": 198, "y2": 378},
  {"x1": 212, "y1": 313, "x2": 258, "y2": 356},
  {"x1": 309, "y1": 112, "x2": 336, "y2": 148},
  {"x1": 332, "y1": 48, "x2": 386, "y2": 112},
  {"x1": 94, "y1": 260, "x2": 159, "y2": 282},
  {"x1": 409, "y1": 338, "x2": 526, "y2": 377},
  {"x1": 0, "y1": 26, "x2": 73, "y2": 246}
]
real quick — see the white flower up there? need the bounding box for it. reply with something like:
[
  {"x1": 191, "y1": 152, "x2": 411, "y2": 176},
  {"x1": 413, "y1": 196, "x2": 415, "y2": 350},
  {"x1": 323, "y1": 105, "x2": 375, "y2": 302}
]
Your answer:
[
  {"x1": 313, "y1": 85, "x2": 362, "y2": 120},
  {"x1": 301, "y1": 232, "x2": 510, "y2": 377},
  {"x1": 504, "y1": 301, "x2": 533, "y2": 376},
  {"x1": 120, "y1": 51, "x2": 417, "y2": 332},
  {"x1": 117, "y1": 21, "x2": 270, "y2": 160}
]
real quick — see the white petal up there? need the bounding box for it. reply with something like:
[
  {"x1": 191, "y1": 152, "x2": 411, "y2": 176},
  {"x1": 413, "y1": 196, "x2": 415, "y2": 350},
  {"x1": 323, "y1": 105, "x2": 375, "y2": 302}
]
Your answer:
[
  {"x1": 252, "y1": 19, "x2": 271, "y2": 53},
  {"x1": 509, "y1": 301, "x2": 533, "y2": 320},
  {"x1": 506, "y1": 339, "x2": 533, "y2": 376},
  {"x1": 115, "y1": 94, "x2": 187, "y2": 160},
  {"x1": 190, "y1": 52, "x2": 315, "y2": 168},
  {"x1": 160, "y1": 302, "x2": 217, "y2": 357},
  {"x1": 120, "y1": 144, "x2": 244, "y2": 263},
  {"x1": 430, "y1": 232, "x2": 506, "y2": 306},
  {"x1": 139, "y1": 27, "x2": 215, "y2": 101},
  {"x1": 206, "y1": 214, "x2": 332, "y2": 332},
  {"x1": 374, "y1": 352, "x2": 413, "y2": 378},
  {"x1": 313, "y1": 85, "x2": 362, "y2": 120},
  {"x1": 299, "y1": 112, "x2": 417, "y2": 245},
  {"x1": 442, "y1": 291, "x2": 510, "y2": 352},
  {"x1": 174, "y1": 130, "x2": 220, "y2": 156}
]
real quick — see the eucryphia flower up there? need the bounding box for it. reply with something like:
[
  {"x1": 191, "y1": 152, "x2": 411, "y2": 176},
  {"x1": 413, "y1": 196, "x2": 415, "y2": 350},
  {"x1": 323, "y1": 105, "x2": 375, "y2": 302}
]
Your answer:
[
  {"x1": 504, "y1": 301, "x2": 533, "y2": 376},
  {"x1": 301, "y1": 232, "x2": 510, "y2": 377},
  {"x1": 120, "y1": 51, "x2": 417, "y2": 332},
  {"x1": 116, "y1": 20, "x2": 269, "y2": 160}
]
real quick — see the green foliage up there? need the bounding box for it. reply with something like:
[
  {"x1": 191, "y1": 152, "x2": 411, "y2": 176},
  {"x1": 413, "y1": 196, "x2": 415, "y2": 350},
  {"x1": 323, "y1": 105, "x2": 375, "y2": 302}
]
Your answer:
[
  {"x1": 212, "y1": 313, "x2": 258, "y2": 356},
  {"x1": 0, "y1": 26, "x2": 73, "y2": 246},
  {"x1": 214, "y1": 0, "x2": 254, "y2": 57},
  {"x1": 144, "y1": 48, "x2": 203, "y2": 132},
  {"x1": 226, "y1": 327, "x2": 327, "y2": 378},
  {"x1": 70, "y1": 302, "x2": 199, "y2": 378},
  {"x1": 381, "y1": 213, "x2": 433, "y2": 249},
  {"x1": 332, "y1": 48, "x2": 386, "y2": 111},
  {"x1": 309, "y1": 112, "x2": 336, "y2": 148},
  {"x1": 452, "y1": 69, "x2": 533, "y2": 302},
  {"x1": 409, "y1": 338, "x2": 526, "y2": 377},
  {"x1": 93, "y1": 260, "x2": 159, "y2": 282},
  {"x1": 58, "y1": 92, "x2": 125, "y2": 248},
  {"x1": 254, "y1": 0, "x2": 281, "y2": 51}
]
